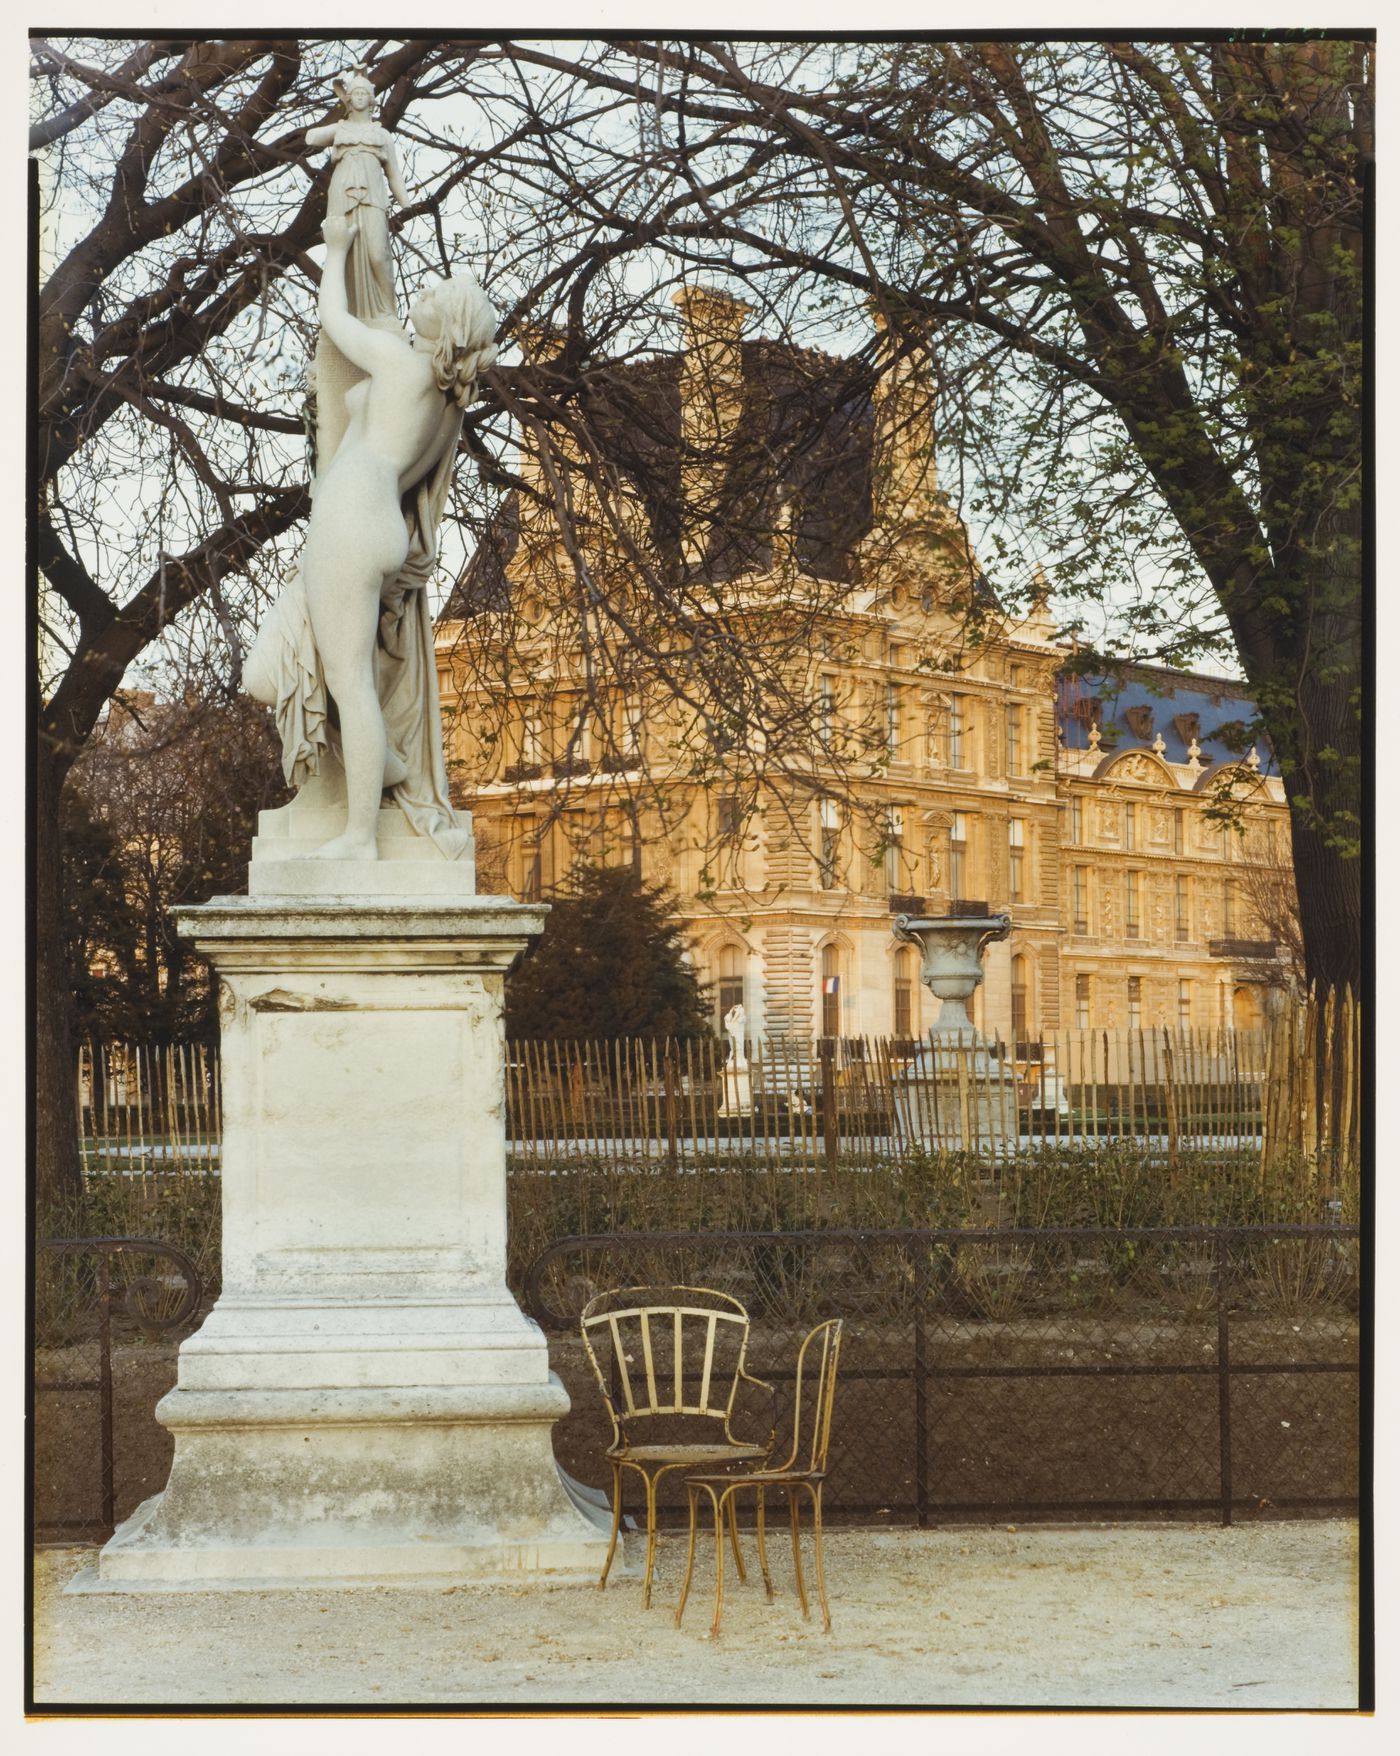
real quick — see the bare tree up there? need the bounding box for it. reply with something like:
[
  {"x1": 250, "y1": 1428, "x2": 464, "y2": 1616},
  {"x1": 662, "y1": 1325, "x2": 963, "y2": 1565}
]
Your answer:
[
  {"x1": 492, "y1": 37, "x2": 1366, "y2": 991},
  {"x1": 36, "y1": 35, "x2": 1365, "y2": 1198}
]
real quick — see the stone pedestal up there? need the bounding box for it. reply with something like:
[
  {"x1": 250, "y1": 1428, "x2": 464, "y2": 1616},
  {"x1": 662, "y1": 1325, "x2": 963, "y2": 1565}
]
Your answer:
[
  {"x1": 892, "y1": 912, "x2": 1018, "y2": 1155},
  {"x1": 91, "y1": 819, "x2": 608, "y2": 1589},
  {"x1": 717, "y1": 1064, "x2": 753, "y2": 1118}
]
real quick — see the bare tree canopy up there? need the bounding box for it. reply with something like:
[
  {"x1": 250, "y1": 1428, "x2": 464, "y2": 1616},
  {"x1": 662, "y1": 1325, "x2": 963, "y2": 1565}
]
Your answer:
[{"x1": 32, "y1": 34, "x2": 1367, "y2": 1197}]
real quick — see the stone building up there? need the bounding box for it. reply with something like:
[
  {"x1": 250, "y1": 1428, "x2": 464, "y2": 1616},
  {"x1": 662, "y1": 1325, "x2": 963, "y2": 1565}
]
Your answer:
[{"x1": 435, "y1": 291, "x2": 1291, "y2": 1043}]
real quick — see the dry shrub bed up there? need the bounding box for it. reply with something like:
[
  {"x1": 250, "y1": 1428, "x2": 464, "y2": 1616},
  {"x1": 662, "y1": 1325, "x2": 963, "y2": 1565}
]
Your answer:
[{"x1": 34, "y1": 1147, "x2": 1359, "y2": 1538}]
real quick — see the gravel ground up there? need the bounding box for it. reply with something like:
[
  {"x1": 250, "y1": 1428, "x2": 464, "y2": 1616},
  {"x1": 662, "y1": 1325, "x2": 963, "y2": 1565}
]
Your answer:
[{"x1": 32, "y1": 1521, "x2": 1359, "y2": 1711}]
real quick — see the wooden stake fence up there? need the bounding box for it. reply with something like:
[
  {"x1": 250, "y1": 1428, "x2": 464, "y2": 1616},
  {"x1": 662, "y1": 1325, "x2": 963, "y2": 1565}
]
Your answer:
[{"x1": 74, "y1": 991, "x2": 1360, "y2": 1176}]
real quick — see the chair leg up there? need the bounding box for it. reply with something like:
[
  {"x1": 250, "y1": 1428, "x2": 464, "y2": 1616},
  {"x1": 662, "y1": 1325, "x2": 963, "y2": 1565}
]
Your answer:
[
  {"x1": 598, "y1": 1462, "x2": 623, "y2": 1591},
  {"x1": 726, "y1": 1491, "x2": 746, "y2": 1584},
  {"x1": 755, "y1": 1486, "x2": 774, "y2": 1599},
  {"x1": 809, "y1": 1484, "x2": 831, "y2": 1634},
  {"x1": 675, "y1": 1483, "x2": 701, "y2": 1629},
  {"x1": 788, "y1": 1485, "x2": 809, "y2": 1620},
  {"x1": 641, "y1": 1471, "x2": 660, "y2": 1610},
  {"x1": 710, "y1": 1487, "x2": 727, "y2": 1640}
]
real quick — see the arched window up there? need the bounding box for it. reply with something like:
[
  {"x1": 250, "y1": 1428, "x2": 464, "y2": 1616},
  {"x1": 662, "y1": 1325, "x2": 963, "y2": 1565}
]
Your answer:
[
  {"x1": 717, "y1": 945, "x2": 744, "y2": 1026},
  {"x1": 820, "y1": 944, "x2": 841, "y2": 1040}
]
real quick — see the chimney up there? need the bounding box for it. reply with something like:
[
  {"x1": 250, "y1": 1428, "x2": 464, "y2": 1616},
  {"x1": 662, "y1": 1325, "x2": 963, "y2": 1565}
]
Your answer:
[
  {"x1": 672, "y1": 286, "x2": 752, "y2": 569},
  {"x1": 869, "y1": 303, "x2": 939, "y2": 524}
]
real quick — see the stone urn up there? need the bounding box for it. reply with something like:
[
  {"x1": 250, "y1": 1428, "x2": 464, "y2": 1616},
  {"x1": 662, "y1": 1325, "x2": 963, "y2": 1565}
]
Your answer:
[
  {"x1": 891, "y1": 911, "x2": 1016, "y2": 1152},
  {"x1": 892, "y1": 911, "x2": 1011, "y2": 1037}
]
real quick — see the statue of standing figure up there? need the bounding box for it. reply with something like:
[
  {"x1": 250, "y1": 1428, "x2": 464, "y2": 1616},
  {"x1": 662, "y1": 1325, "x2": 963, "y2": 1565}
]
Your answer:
[
  {"x1": 723, "y1": 1003, "x2": 749, "y2": 1071},
  {"x1": 246, "y1": 68, "x2": 497, "y2": 862}
]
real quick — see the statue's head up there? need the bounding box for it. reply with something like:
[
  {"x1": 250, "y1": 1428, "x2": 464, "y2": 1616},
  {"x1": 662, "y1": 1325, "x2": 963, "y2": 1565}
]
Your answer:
[
  {"x1": 410, "y1": 273, "x2": 500, "y2": 408},
  {"x1": 333, "y1": 69, "x2": 376, "y2": 116}
]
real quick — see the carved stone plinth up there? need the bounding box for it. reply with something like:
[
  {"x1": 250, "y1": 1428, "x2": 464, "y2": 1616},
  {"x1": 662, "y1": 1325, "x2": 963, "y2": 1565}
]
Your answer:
[{"x1": 88, "y1": 891, "x2": 607, "y2": 1590}]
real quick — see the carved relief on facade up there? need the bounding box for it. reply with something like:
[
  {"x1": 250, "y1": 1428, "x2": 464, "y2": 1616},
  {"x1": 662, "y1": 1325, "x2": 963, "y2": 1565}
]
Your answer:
[
  {"x1": 1150, "y1": 808, "x2": 1170, "y2": 844},
  {"x1": 1110, "y1": 752, "x2": 1167, "y2": 786},
  {"x1": 1149, "y1": 878, "x2": 1169, "y2": 941},
  {"x1": 1095, "y1": 803, "x2": 1118, "y2": 839}
]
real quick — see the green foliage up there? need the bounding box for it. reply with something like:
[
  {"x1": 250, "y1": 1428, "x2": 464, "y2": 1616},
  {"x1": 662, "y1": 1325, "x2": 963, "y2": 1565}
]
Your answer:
[{"x1": 504, "y1": 866, "x2": 713, "y2": 1041}]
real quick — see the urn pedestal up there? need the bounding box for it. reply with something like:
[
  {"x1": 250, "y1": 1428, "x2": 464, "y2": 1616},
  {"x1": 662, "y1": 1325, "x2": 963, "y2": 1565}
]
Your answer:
[
  {"x1": 89, "y1": 864, "x2": 607, "y2": 1590},
  {"x1": 892, "y1": 912, "x2": 1018, "y2": 1154}
]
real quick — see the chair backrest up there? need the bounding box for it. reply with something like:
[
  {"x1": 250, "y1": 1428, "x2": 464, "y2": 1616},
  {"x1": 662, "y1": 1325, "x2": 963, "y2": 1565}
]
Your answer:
[
  {"x1": 580, "y1": 1285, "x2": 753, "y2": 1446},
  {"x1": 775, "y1": 1318, "x2": 844, "y2": 1476}
]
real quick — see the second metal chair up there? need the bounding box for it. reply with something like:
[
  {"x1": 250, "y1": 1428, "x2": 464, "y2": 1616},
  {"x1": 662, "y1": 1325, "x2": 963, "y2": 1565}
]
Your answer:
[{"x1": 677, "y1": 1317, "x2": 844, "y2": 1638}]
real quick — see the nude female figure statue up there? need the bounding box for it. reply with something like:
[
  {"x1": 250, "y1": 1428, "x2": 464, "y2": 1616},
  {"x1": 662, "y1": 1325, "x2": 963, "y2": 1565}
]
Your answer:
[{"x1": 245, "y1": 212, "x2": 497, "y2": 860}]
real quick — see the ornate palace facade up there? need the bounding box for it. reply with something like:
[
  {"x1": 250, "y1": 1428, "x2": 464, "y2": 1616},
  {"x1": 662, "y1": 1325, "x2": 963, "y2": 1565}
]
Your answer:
[{"x1": 436, "y1": 291, "x2": 1290, "y2": 1042}]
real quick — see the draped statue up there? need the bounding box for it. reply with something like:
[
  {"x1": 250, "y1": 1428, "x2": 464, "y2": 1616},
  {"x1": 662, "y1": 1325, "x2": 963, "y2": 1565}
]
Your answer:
[{"x1": 246, "y1": 68, "x2": 493, "y2": 862}]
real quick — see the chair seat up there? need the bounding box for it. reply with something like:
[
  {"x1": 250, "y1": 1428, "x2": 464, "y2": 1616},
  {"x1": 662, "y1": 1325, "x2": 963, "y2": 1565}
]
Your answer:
[
  {"x1": 686, "y1": 1468, "x2": 825, "y2": 1486},
  {"x1": 611, "y1": 1442, "x2": 767, "y2": 1467}
]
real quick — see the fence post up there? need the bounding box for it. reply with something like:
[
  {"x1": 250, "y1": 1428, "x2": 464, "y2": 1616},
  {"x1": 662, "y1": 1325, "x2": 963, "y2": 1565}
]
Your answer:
[
  {"x1": 820, "y1": 1040, "x2": 837, "y2": 1173},
  {"x1": 97, "y1": 1250, "x2": 114, "y2": 1535},
  {"x1": 911, "y1": 1239, "x2": 930, "y2": 1528},
  {"x1": 663, "y1": 1042, "x2": 678, "y2": 1169},
  {"x1": 1216, "y1": 1232, "x2": 1233, "y2": 1527}
]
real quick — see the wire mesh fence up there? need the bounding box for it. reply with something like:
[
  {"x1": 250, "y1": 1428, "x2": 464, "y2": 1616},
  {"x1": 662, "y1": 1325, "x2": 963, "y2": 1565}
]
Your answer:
[
  {"x1": 33, "y1": 1237, "x2": 204, "y2": 1544},
  {"x1": 523, "y1": 1224, "x2": 1360, "y2": 1527},
  {"x1": 32, "y1": 1223, "x2": 1358, "y2": 1542}
]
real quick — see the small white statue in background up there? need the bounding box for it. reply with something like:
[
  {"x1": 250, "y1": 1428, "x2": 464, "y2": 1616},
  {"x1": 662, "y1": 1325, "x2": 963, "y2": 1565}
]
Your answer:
[{"x1": 723, "y1": 1003, "x2": 748, "y2": 1071}]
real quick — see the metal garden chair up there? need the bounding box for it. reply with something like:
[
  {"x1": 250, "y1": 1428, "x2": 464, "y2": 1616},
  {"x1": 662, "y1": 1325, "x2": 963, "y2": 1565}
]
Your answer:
[
  {"x1": 579, "y1": 1284, "x2": 775, "y2": 1608},
  {"x1": 676, "y1": 1317, "x2": 844, "y2": 1638}
]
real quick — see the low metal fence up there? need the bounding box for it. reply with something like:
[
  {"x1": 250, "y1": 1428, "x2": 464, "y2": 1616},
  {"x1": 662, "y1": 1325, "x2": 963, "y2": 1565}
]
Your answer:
[
  {"x1": 31, "y1": 1224, "x2": 1358, "y2": 1541},
  {"x1": 523, "y1": 1223, "x2": 1361, "y2": 1527},
  {"x1": 33, "y1": 1236, "x2": 203, "y2": 1542}
]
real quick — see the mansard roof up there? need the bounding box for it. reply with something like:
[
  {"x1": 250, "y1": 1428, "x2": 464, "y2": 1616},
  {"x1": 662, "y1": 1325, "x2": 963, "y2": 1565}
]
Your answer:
[
  {"x1": 441, "y1": 340, "x2": 876, "y2": 621},
  {"x1": 1056, "y1": 664, "x2": 1276, "y2": 775}
]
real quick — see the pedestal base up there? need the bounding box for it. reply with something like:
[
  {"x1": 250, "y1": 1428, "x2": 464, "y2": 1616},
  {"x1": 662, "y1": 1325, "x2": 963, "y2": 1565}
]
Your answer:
[
  {"x1": 716, "y1": 1066, "x2": 752, "y2": 1117},
  {"x1": 90, "y1": 1380, "x2": 604, "y2": 1590},
  {"x1": 86, "y1": 890, "x2": 609, "y2": 1592},
  {"x1": 897, "y1": 1040, "x2": 1018, "y2": 1152}
]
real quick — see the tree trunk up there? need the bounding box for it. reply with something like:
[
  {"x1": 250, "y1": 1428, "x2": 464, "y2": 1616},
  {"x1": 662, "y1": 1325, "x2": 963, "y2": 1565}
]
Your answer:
[
  {"x1": 1288, "y1": 790, "x2": 1362, "y2": 995},
  {"x1": 35, "y1": 742, "x2": 82, "y2": 1211}
]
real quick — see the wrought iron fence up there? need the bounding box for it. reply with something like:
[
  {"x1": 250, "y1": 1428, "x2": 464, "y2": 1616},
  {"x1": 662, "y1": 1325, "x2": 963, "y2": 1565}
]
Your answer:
[
  {"x1": 34, "y1": 1236, "x2": 203, "y2": 1542},
  {"x1": 523, "y1": 1224, "x2": 1361, "y2": 1527}
]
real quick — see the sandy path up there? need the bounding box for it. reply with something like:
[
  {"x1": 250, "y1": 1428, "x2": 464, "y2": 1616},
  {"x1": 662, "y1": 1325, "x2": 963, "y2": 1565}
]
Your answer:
[{"x1": 32, "y1": 1521, "x2": 1359, "y2": 1710}]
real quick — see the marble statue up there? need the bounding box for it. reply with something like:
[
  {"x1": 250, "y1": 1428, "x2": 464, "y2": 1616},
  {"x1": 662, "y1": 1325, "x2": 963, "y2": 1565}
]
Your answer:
[
  {"x1": 723, "y1": 1002, "x2": 749, "y2": 1070},
  {"x1": 246, "y1": 81, "x2": 498, "y2": 863},
  {"x1": 305, "y1": 68, "x2": 410, "y2": 467},
  {"x1": 307, "y1": 70, "x2": 409, "y2": 332},
  {"x1": 718, "y1": 1001, "x2": 752, "y2": 1117},
  {"x1": 94, "y1": 69, "x2": 606, "y2": 1597}
]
